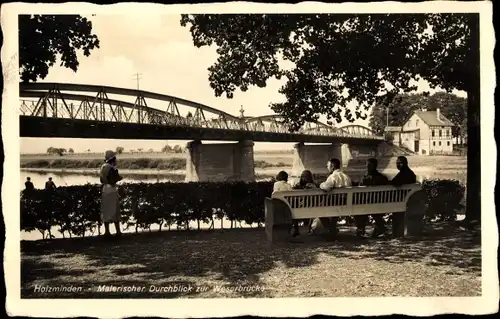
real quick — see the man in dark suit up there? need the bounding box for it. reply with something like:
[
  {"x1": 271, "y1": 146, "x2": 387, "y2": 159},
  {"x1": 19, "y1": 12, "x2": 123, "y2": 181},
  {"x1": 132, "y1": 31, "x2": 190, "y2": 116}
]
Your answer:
[
  {"x1": 390, "y1": 156, "x2": 417, "y2": 237},
  {"x1": 355, "y1": 158, "x2": 389, "y2": 238}
]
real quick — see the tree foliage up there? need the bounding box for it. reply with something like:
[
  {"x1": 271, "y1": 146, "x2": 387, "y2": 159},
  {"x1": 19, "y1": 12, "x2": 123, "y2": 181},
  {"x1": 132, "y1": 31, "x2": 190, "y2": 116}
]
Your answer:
[
  {"x1": 19, "y1": 15, "x2": 100, "y2": 83},
  {"x1": 180, "y1": 14, "x2": 474, "y2": 131},
  {"x1": 369, "y1": 92, "x2": 467, "y2": 137},
  {"x1": 46, "y1": 147, "x2": 66, "y2": 156}
]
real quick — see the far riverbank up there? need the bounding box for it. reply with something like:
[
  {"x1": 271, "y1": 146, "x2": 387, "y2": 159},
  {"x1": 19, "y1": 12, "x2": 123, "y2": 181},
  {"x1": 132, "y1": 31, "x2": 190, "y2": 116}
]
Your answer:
[{"x1": 20, "y1": 156, "x2": 288, "y2": 171}]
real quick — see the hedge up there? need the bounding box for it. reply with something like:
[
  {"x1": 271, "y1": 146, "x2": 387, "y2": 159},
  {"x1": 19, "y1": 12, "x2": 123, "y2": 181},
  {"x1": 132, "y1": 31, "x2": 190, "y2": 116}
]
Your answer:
[{"x1": 20, "y1": 179, "x2": 465, "y2": 239}]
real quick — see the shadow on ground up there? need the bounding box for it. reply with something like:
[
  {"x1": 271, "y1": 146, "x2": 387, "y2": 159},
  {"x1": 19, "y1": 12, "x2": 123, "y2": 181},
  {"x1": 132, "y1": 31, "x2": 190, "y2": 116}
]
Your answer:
[
  {"x1": 21, "y1": 221, "x2": 480, "y2": 298},
  {"x1": 314, "y1": 222, "x2": 481, "y2": 274}
]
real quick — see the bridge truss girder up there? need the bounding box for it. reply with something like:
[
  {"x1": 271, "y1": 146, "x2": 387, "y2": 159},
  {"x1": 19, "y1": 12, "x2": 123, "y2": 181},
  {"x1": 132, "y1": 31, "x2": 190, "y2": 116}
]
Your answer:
[{"x1": 19, "y1": 83, "x2": 383, "y2": 140}]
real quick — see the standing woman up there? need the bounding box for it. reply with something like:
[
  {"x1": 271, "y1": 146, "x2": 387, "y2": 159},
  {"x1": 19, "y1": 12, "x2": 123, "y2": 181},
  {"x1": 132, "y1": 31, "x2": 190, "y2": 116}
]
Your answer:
[{"x1": 100, "y1": 150, "x2": 123, "y2": 238}]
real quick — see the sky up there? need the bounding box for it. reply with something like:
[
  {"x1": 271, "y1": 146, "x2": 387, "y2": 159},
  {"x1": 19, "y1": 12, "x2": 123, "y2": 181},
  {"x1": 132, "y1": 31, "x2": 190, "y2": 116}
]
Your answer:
[{"x1": 20, "y1": 14, "x2": 466, "y2": 154}]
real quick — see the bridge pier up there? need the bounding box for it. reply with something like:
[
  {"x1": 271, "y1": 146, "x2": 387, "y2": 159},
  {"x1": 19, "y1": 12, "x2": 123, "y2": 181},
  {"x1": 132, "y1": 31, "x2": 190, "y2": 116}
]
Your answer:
[
  {"x1": 292, "y1": 142, "x2": 382, "y2": 176},
  {"x1": 291, "y1": 142, "x2": 343, "y2": 177},
  {"x1": 185, "y1": 140, "x2": 255, "y2": 182},
  {"x1": 342, "y1": 143, "x2": 380, "y2": 167}
]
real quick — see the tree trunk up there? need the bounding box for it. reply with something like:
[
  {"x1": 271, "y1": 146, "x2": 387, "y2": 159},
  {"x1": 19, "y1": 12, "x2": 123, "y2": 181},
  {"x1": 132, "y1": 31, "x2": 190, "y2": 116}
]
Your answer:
[{"x1": 465, "y1": 14, "x2": 481, "y2": 224}]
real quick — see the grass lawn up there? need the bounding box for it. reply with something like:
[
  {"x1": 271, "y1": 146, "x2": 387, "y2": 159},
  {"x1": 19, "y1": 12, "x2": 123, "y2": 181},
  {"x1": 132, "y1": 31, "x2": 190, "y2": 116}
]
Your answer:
[{"x1": 21, "y1": 222, "x2": 480, "y2": 298}]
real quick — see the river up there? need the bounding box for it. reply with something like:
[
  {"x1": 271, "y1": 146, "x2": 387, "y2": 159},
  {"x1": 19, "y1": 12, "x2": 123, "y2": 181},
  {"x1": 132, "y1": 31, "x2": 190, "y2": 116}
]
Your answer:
[{"x1": 20, "y1": 170, "x2": 183, "y2": 189}]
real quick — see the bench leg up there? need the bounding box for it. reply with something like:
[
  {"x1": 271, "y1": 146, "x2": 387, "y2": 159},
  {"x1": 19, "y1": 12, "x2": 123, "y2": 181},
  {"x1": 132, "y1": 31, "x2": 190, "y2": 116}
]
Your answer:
[
  {"x1": 404, "y1": 190, "x2": 427, "y2": 237},
  {"x1": 265, "y1": 198, "x2": 293, "y2": 244},
  {"x1": 392, "y1": 190, "x2": 427, "y2": 238},
  {"x1": 392, "y1": 212, "x2": 405, "y2": 238},
  {"x1": 270, "y1": 225, "x2": 293, "y2": 243}
]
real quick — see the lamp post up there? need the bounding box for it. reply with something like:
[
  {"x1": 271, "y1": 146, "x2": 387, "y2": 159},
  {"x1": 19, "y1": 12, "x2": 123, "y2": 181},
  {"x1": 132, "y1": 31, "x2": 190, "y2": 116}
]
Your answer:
[{"x1": 386, "y1": 106, "x2": 389, "y2": 128}]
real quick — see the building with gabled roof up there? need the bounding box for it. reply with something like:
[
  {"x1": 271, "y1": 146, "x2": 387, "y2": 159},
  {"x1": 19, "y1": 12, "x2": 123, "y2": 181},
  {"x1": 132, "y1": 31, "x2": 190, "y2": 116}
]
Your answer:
[{"x1": 384, "y1": 108, "x2": 455, "y2": 155}]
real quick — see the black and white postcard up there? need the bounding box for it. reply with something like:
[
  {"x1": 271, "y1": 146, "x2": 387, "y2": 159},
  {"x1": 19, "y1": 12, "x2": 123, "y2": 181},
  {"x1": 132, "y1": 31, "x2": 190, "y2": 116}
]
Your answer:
[{"x1": 1, "y1": 1, "x2": 497, "y2": 317}]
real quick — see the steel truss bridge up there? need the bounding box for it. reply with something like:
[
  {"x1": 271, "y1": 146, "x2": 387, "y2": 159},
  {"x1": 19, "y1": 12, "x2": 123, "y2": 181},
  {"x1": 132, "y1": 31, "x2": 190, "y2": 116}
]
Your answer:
[{"x1": 19, "y1": 82, "x2": 383, "y2": 144}]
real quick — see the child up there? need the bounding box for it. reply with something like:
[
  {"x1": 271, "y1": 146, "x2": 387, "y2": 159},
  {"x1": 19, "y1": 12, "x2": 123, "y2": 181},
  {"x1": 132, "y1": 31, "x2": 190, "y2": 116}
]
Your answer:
[{"x1": 272, "y1": 171, "x2": 292, "y2": 194}]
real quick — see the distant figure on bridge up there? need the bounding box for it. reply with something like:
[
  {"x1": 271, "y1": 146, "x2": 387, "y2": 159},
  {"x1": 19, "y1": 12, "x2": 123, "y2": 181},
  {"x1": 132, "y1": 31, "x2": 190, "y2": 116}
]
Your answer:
[
  {"x1": 44, "y1": 177, "x2": 56, "y2": 191},
  {"x1": 390, "y1": 156, "x2": 417, "y2": 237},
  {"x1": 355, "y1": 158, "x2": 389, "y2": 238},
  {"x1": 100, "y1": 150, "x2": 123, "y2": 238},
  {"x1": 272, "y1": 171, "x2": 292, "y2": 194},
  {"x1": 292, "y1": 170, "x2": 317, "y2": 236},
  {"x1": 25, "y1": 177, "x2": 34, "y2": 192},
  {"x1": 319, "y1": 158, "x2": 352, "y2": 240}
]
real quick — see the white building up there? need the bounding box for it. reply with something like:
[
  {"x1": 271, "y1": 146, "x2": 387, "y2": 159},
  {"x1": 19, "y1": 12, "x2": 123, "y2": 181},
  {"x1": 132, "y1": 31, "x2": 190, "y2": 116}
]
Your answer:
[{"x1": 385, "y1": 108, "x2": 455, "y2": 155}]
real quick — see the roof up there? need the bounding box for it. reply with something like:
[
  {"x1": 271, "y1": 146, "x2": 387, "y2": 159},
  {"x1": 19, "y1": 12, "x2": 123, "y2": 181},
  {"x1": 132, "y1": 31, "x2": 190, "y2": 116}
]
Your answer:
[
  {"x1": 414, "y1": 110, "x2": 454, "y2": 126},
  {"x1": 384, "y1": 126, "x2": 420, "y2": 133},
  {"x1": 385, "y1": 126, "x2": 402, "y2": 132}
]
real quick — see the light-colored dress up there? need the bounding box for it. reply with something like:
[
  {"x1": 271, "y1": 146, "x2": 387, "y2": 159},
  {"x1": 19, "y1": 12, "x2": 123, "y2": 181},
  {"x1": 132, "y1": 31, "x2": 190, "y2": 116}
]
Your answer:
[
  {"x1": 100, "y1": 163, "x2": 120, "y2": 223},
  {"x1": 272, "y1": 180, "x2": 293, "y2": 194}
]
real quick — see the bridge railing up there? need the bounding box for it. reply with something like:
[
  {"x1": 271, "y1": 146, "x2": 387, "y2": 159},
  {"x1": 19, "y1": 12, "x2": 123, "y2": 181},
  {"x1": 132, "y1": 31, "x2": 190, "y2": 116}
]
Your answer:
[{"x1": 20, "y1": 99, "x2": 383, "y2": 140}]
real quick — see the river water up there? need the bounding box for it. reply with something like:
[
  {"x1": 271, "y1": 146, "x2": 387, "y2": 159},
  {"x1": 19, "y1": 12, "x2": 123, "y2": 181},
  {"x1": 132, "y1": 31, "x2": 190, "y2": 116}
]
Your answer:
[{"x1": 20, "y1": 170, "x2": 182, "y2": 189}]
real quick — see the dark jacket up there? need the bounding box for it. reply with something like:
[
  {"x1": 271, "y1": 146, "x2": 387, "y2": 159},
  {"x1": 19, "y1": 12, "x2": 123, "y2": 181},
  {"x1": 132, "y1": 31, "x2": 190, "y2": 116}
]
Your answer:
[
  {"x1": 45, "y1": 180, "x2": 56, "y2": 191},
  {"x1": 25, "y1": 181, "x2": 34, "y2": 191},
  {"x1": 360, "y1": 170, "x2": 389, "y2": 186},
  {"x1": 391, "y1": 167, "x2": 417, "y2": 186},
  {"x1": 100, "y1": 163, "x2": 122, "y2": 186}
]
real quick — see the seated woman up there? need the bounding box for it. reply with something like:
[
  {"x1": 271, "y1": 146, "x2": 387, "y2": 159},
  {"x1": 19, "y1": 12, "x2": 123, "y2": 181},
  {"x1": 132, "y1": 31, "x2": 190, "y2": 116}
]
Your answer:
[
  {"x1": 272, "y1": 170, "x2": 293, "y2": 194},
  {"x1": 292, "y1": 170, "x2": 317, "y2": 236}
]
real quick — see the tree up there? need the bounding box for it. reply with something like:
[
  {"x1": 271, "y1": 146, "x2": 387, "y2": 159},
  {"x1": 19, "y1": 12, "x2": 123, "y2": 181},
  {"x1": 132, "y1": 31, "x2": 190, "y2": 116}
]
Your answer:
[
  {"x1": 161, "y1": 144, "x2": 172, "y2": 153},
  {"x1": 68, "y1": 148, "x2": 74, "y2": 153},
  {"x1": 172, "y1": 145, "x2": 183, "y2": 153},
  {"x1": 181, "y1": 13, "x2": 480, "y2": 222},
  {"x1": 115, "y1": 147, "x2": 124, "y2": 154},
  {"x1": 47, "y1": 147, "x2": 66, "y2": 156},
  {"x1": 18, "y1": 15, "x2": 100, "y2": 82},
  {"x1": 369, "y1": 93, "x2": 425, "y2": 135}
]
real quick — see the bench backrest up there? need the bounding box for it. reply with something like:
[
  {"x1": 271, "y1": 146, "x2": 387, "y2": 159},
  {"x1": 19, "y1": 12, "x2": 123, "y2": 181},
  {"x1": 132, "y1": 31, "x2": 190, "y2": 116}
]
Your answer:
[{"x1": 271, "y1": 184, "x2": 422, "y2": 218}]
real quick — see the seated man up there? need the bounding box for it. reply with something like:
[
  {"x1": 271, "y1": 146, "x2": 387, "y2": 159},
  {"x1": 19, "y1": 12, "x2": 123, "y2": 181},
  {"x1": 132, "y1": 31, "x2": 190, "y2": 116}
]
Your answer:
[
  {"x1": 391, "y1": 156, "x2": 417, "y2": 186},
  {"x1": 390, "y1": 156, "x2": 417, "y2": 237},
  {"x1": 355, "y1": 158, "x2": 389, "y2": 238},
  {"x1": 319, "y1": 158, "x2": 352, "y2": 240}
]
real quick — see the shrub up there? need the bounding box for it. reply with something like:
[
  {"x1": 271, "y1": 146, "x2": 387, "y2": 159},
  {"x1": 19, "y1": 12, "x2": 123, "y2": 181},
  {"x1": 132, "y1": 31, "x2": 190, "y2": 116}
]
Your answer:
[
  {"x1": 422, "y1": 179, "x2": 465, "y2": 221},
  {"x1": 20, "y1": 179, "x2": 464, "y2": 239}
]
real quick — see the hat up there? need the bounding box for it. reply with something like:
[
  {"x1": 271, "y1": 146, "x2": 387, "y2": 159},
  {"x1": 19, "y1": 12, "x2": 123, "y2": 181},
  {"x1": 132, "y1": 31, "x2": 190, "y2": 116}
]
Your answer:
[{"x1": 104, "y1": 150, "x2": 116, "y2": 162}]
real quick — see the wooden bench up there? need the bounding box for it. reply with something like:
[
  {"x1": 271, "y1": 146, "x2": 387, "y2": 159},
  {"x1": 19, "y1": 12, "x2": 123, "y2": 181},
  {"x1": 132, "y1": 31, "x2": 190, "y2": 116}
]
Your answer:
[{"x1": 265, "y1": 184, "x2": 427, "y2": 243}]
